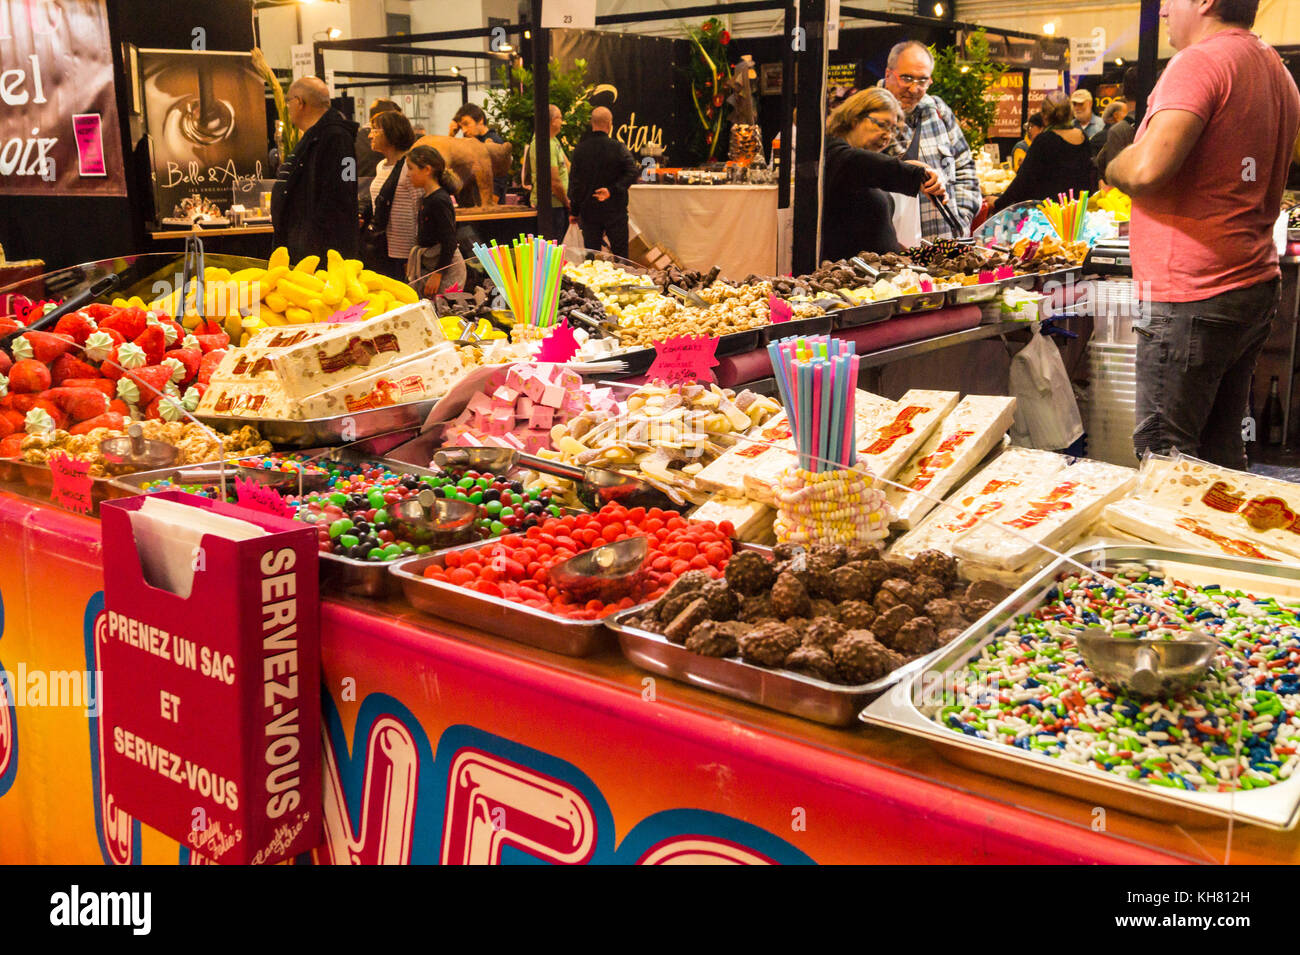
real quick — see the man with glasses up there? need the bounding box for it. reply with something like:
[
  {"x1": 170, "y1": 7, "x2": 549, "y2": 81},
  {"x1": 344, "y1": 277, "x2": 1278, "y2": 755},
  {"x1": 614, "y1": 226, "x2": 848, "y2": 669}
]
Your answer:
[
  {"x1": 880, "y1": 40, "x2": 981, "y2": 241},
  {"x1": 272, "y1": 77, "x2": 360, "y2": 261}
]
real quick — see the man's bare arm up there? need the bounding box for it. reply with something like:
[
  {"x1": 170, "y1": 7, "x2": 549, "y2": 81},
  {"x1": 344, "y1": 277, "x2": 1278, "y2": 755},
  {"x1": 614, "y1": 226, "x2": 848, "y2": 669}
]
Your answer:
[{"x1": 1105, "y1": 109, "x2": 1205, "y2": 197}]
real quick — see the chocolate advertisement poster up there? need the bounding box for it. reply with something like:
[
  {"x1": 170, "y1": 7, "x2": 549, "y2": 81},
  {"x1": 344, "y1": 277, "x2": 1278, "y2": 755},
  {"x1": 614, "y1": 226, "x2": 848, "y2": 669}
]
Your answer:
[
  {"x1": 0, "y1": 0, "x2": 126, "y2": 196},
  {"x1": 138, "y1": 49, "x2": 268, "y2": 222}
]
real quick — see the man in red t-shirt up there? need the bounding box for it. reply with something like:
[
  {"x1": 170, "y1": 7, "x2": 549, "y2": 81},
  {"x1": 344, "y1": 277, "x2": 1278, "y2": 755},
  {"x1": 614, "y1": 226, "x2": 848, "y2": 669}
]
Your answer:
[{"x1": 1106, "y1": 0, "x2": 1300, "y2": 469}]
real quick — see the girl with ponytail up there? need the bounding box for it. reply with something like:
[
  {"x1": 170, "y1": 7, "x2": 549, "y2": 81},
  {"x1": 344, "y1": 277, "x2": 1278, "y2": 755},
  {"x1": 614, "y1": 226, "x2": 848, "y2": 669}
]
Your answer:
[{"x1": 405, "y1": 145, "x2": 467, "y2": 295}]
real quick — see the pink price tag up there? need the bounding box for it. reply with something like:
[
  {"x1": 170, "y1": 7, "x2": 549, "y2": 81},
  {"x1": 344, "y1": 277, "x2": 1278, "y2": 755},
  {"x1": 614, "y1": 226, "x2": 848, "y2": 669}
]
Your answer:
[
  {"x1": 325, "y1": 300, "x2": 370, "y2": 323},
  {"x1": 234, "y1": 476, "x2": 297, "y2": 520},
  {"x1": 647, "y1": 335, "x2": 719, "y2": 385},
  {"x1": 768, "y1": 295, "x2": 793, "y2": 324},
  {"x1": 536, "y1": 320, "x2": 580, "y2": 363},
  {"x1": 49, "y1": 453, "x2": 94, "y2": 515}
]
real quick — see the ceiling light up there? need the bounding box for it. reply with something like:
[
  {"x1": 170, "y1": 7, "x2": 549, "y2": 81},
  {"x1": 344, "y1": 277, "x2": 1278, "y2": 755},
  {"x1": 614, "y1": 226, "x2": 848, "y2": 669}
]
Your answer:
[
  {"x1": 1043, "y1": 22, "x2": 1056, "y2": 36},
  {"x1": 933, "y1": 3, "x2": 944, "y2": 15},
  {"x1": 498, "y1": 43, "x2": 513, "y2": 52},
  {"x1": 1115, "y1": 57, "x2": 1124, "y2": 65},
  {"x1": 450, "y1": 65, "x2": 460, "y2": 75},
  {"x1": 524, "y1": 30, "x2": 531, "y2": 39},
  {"x1": 328, "y1": 27, "x2": 341, "y2": 39},
  {"x1": 959, "y1": 64, "x2": 970, "y2": 73}
]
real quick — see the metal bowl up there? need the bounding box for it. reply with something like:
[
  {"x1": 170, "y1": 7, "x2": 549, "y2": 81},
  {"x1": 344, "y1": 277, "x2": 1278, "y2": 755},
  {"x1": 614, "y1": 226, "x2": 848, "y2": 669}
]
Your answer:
[{"x1": 548, "y1": 535, "x2": 649, "y2": 603}]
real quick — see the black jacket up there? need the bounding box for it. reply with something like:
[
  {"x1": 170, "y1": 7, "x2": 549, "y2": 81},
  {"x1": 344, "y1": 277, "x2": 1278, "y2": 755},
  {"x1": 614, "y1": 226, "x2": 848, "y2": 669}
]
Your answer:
[
  {"x1": 992, "y1": 129, "x2": 1096, "y2": 213},
  {"x1": 272, "y1": 108, "x2": 360, "y2": 261},
  {"x1": 821, "y1": 136, "x2": 928, "y2": 259},
  {"x1": 417, "y1": 188, "x2": 459, "y2": 271},
  {"x1": 567, "y1": 130, "x2": 640, "y2": 220}
]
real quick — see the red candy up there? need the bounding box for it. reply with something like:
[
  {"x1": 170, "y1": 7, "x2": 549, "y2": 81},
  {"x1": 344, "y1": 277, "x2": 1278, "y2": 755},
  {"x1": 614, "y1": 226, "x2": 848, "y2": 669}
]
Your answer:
[{"x1": 422, "y1": 503, "x2": 733, "y2": 619}]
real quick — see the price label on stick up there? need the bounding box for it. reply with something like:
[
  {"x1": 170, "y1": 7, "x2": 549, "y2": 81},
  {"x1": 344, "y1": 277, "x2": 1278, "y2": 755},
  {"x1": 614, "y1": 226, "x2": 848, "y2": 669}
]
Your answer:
[
  {"x1": 49, "y1": 453, "x2": 94, "y2": 516},
  {"x1": 536, "y1": 320, "x2": 579, "y2": 363},
  {"x1": 647, "y1": 335, "x2": 719, "y2": 385},
  {"x1": 234, "y1": 476, "x2": 297, "y2": 520},
  {"x1": 769, "y1": 295, "x2": 793, "y2": 324}
]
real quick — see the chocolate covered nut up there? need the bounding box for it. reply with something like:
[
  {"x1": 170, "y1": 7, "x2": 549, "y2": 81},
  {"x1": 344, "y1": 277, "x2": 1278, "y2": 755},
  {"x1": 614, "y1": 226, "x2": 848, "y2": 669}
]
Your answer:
[
  {"x1": 725, "y1": 550, "x2": 777, "y2": 596},
  {"x1": 886, "y1": 615, "x2": 940, "y2": 656},
  {"x1": 834, "y1": 600, "x2": 877, "y2": 630},
  {"x1": 784, "y1": 645, "x2": 840, "y2": 682},
  {"x1": 770, "y1": 571, "x2": 811, "y2": 618},
  {"x1": 802, "y1": 616, "x2": 847, "y2": 653},
  {"x1": 911, "y1": 549, "x2": 958, "y2": 585},
  {"x1": 924, "y1": 598, "x2": 967, "y2": 632},
  {"x1": 685, "y1": 620, "x2": 749, "y2": 657},
  {"x1": 872, "y1": 603, "x2": 915, "y2": 639},
  {"x1": 664, "y1": 597, "x2": 710, "y2": 644},
  {"x1": 739, "y1": 621, "x2": 801, "y2": 666},
  {"x1": 832, "y1": 630, "x2": 904, "y2": 684},
  {"x1": 698, "y1": 579, "x2": 740, "y2": 621}
]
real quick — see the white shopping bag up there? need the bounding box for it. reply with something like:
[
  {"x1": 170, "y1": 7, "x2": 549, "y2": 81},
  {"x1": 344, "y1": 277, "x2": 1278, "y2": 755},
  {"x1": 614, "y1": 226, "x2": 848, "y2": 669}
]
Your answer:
[
  {"x1": 1008, "y1": 329, "x2": 1085, "y2": 450},
  {"x1": 562, "y1": 221, "x2": 586, "y2": 256},
  {"x1": 891, "y1": 193, "x2": 922, "y2": 248}
]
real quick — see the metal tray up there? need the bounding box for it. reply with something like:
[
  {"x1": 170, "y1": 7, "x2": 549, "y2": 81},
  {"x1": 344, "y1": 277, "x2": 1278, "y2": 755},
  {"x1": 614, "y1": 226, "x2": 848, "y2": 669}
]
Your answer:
[
  {"x1": 196, "y1": 398, "x2": 437, "y2": 448},
  {"x1": 715, "y1": 327, "x2": 764, "y2": 357},
  {"x1": 761, "y1": 312, "x2": 834, "y2": 346},
  {"x1": 0, "y1": 457, "x2": 137, "y2": 516},
  {"x1": 895, "y1": 289, "x2": 947, "y2": 313},
  {"x1": 1032, "y1": 266, "x2": 1083, "y2": 289},
  {"x1": 606, "y1": 605, "x2": 944, "y2": 726},
  {"x1": 861, "y1": 544, "x2": 1300, "y2": 830},
  {"x1": 389, "y1": 547, "x2": 615, "y2": 656},
  {"x1": 603, "y1": 345, "x2": 656, "y2": 378},
  {"x1": 944, "y1": 282, "x2": 1001, "y2": 306},
  {"x1": 831, "y1": 298, "x2": 897, "y2": 329},
  {"x1": 997, "y1": 273, "x2": 1038, "y2": 291}
]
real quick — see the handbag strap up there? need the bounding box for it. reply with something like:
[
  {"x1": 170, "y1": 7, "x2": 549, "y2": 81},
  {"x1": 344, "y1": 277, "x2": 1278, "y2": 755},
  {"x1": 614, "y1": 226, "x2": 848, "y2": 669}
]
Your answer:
[{"x1": 372, "y1": 156, "x2": 405, "y2": 232}]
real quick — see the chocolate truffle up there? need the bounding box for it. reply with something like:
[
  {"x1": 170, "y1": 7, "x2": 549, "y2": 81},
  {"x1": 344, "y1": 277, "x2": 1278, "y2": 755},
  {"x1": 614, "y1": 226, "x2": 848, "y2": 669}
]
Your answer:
[
  {"x1": 911, "y1": 549, "x2": 958, "y2": 585},
  {"x1": 835, "y1": 600, "x2": 877, "y2": 630},
  {"x1": 738, "y1": 593, "x2": 777, "y2": 623},
  {"x1": 784, "y1": 645, "x2": 839, "y2": 682},
  {"x1": 832, "y1": 630, "x2": 904, "y2": 684},
  {"x1": 698, "y1": 579, "x2": 740, "y2": 621},
  {"x1": 924, "y1": 598, "x2": 968, "y2": 632},
  {"x1": 872, "y1": 603, "x2": 915, "y2": 639},
  {"x1": 686, "y1": 620, "x2": 749, "y2": 657},
  {"x1": 725, "y1": 550, "x2": 777, "y2": 596},
  {"x1": 802, "y1": 616, "x2": 847, "y2": 653},
  {"x1": 663, "y1": 597, "x2": 711, "y2": 644},
  {"x1": 739, "y1": 621, "x2": 801, "y2": 666},
  {"x1": 770, "y1": 571, "x2": 812, "y2": 619},
  {"x1": 885, "y1": 616, "x2": 941, "y2": 656}
]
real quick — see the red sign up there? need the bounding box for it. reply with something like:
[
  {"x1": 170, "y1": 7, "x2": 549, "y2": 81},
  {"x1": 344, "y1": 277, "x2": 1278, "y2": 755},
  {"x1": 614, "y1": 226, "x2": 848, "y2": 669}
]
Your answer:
[
  {"x1": 536, "y1": 320, "x2": 580, "y2": 363},
  {"x1": 234, "y1": 477, "x2": 297, "y2": 521},
  {"x1": 49, "y1": 453, "x2": 93, "y2": 515},
  {"x1": 325, "y1": 301, "x2": 370, "y2": 324},
  {"x1": 768, "y1": 296, "x2": 793, "y2": 324},
  {"x1": 647, "y1": 335, "x2": 719, "y2": 385}
]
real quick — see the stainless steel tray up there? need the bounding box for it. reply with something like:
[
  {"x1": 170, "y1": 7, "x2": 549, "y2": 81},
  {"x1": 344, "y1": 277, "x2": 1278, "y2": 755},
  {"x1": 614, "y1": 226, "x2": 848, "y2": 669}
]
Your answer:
[
  {"x1": 389, "y1": 548, "x2": 614, "y2": 656},
  {"x1": 715, "y1": 327, "x2": 764, "y2": 357},
  {"x1": 895, "y1": 290, "x2": 947, "y2": 313},
  {"x1": 196, "y1": 398, "x2": 437, "y2": 448},
  {"x1": 606, "y1": 605, "x2": 944, "y2": 726},
  {"x1": 0, "y1": 457, "x2": 161, "y2": 516},
  {"x1": 997, "y1": 273, "x2": 1038, "y2": 291},
  {"x1": 832, "y1": 299, "x2": 897, "y2": 329},
  {"x1": 862, "y1": 544, "x2": 1300, "y2": 830},
  {"x1": 761, "y1": 312, "x2": 834, "y2": 346},
  {"x1": 1033, "y1": 266, "x2": 1083, "y2": 289},
  {"x1": 944, "y1": 282, "x2": 1001, "y2": 306}
]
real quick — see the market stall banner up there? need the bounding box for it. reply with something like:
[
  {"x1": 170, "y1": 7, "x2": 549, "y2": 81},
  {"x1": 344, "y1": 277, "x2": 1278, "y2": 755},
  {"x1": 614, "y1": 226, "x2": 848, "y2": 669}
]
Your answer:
[
  {"x1": 138, "y1": 49, "x2": 269, "y2": 222},
  {"x1": 0, "y1": 0, "x2": 126, "y2": 196},
  {"x1": 550, "y1": 28, "x2": 690, "y2": 164},
  {"x1": 985, "y1": 72, "x2": 1024, "y2": 140}
]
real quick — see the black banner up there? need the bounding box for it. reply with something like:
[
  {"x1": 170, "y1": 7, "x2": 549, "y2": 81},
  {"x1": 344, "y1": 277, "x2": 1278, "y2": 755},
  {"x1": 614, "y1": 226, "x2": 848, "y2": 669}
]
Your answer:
[{"x1": 550, "y1": 28, "x2": 695, "y2": 166}]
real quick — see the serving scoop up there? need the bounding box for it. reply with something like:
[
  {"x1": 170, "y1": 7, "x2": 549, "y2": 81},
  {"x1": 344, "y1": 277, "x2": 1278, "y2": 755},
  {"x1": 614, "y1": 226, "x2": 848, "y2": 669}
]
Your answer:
[
  {"x1": 432, "y1": 446, "x2": 681, "y2": 512},
  {"x1": 99, "y1": 423, "x2": 178, "y2": 470},
  {"x1": 391, "y1": 489, "x2": 480, "y2": 547},
  {"x1": 548, "y1": 535, "x2": 649, "y2": 602},
  {"x1": 1075, "y1": 625, "x2": 1219, "y2": 699}
]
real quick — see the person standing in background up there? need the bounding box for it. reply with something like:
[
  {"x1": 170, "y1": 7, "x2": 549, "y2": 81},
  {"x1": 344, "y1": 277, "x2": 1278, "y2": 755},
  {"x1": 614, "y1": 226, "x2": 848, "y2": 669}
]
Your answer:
[
  {"x1": 356, "y1": 98, "x2": 399, "y2": 180},
  {"x1": 272, "y1": 77, "x2": 359, "y2": 261},
  {"x1": 405, "y1": 145, "x2": 467, "y2": 297},
  {"x1": 567, "y1": 107, "x2": 640, "y2": 259},
  {"x1": 1095, "y1": 69, "x2": 1139, "y2": 186},
  {"x1": 881, "y1": 40, "x2": 981, "y2": 239},
  {"x1": 450, "y1": 103, "x2": 508, "y2": 203},
  {"x1": 993, "y1": 92, "x2": 1095, "y2": 213},
  {"x1": 366, "y1": 110, "x2": 421, "y2": 279},
  {"x1": 1071, "y1": 88, "x2": 1105, "y2": 139},
  {"x1": 523, "y1": 104, "x2": 570, "y2": 239},
  {"x1": 1011, "y1": 112, "x2": 1044, "y2": 171},
  {"x1": 1106, "y1": 0, "x2": 1300, "y2": 469}
]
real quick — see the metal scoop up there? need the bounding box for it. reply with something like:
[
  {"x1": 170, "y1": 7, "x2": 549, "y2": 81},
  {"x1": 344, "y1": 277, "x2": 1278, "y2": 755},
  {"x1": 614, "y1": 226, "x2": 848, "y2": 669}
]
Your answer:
[
  {"x1": 850, "y1": 257, "x2": 880, "y2": 279},
  {"x1": 548, "y1": 535, "x2": 649, "y2": 603},
  {"x1": 432, "y1": 446, "x2": 682, "y2": 512},
  {"x1": 1075, "y1": 624, "x2": 1219, "y2": 699},
  {"x1": 99, "y1": 423, "x2": 179, "y2": 470},
  {"x1": 668, "y1": 284, "x2": 707, "y2": 307},
  {"x1": 390, "y1": 489, "x2": 480, "y2": 547}
]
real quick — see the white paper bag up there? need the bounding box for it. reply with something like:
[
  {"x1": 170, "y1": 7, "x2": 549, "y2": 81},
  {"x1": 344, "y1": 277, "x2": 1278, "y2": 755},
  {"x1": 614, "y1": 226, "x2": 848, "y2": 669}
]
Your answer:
[
  {"x1": 562, "y1": 221, "x2": 586, "y2": 256},
  {"x1": 1008, "y1": 329, "x2": 1085, "y2": 450},
  {"x1": 891, "y1": 193, "x2": 922, "y2": 248}
]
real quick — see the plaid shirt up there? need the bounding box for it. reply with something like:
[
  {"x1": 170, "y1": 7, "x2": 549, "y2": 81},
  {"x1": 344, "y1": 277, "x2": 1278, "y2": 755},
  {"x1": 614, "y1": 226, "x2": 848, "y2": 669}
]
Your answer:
[{"x1": 884, "y1": 92, "x2": 982, "y2": 240}]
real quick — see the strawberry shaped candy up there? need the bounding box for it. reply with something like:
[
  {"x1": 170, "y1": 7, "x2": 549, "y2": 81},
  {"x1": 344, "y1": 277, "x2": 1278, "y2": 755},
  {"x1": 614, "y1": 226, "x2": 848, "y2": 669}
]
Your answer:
[
  {"x1": 52, "y1": 311, "x2": 97, "y2": 345},
  {"x1": 101, "y1": 341, "x2": 147, "y2": 382},
  {"x1": 197, "y1": 349, "x2": 226, "y2": 385},
  {"x1": 165, "y1": 346, "x2": 201, "y2": 383},
  {"x1": 132, "y1": 325, "x2": 166, "y2": 365},
  {"x1": 29, "y1": 399, "x2": 67, "y2": 431},
  {"x1": 0, "y1": 433, "x2": 23, "y2": 458},
  {"x1": 108, "y1": 399, "x2": 131, "y2": 416},
  {"x1": 121, "y1": 364, "x2": 172, "y2": 403},
  {"x1": 0, "y1": 415, "x2": 14, "y2": 439},
  {"x1": 145, "y1": 394, "x2": 187, "y2": 422},
  {"x1": 0, "y1": 351, "x2": 10, "y2": 377},
  {"x1": 42, "y1": 387, "x2": 110, "y2": 423},
  {"x1": 58, "y1": 378, "x2": 115, "y2": 397},
  {"x1": 8, "y1": 359, "x2": 51, "y2": 393},
  {"x1": 0, "y1": 410, "x2": 24, "y2": 432},
  {"x1": 98, "y1": 307, "x2": 147, "y2": 341},
  {"x1": 70, "y1": 411, "x2": 126, "y2": 436},
  {"x1": 1, "y1": 394, "x2": 39, "y2": 414},
  {"x1": 156, "y1": 317, "x2": 185, "y2": 348},
  {"x1": 191, "y1": 318, "x2": 230, "y2": 353},
  {"x1": 13, "y1": 330, "x2": 74, "y2": 364},
  {"x1": 50, "y1": 353, "x2": 101, "y2": 385}
]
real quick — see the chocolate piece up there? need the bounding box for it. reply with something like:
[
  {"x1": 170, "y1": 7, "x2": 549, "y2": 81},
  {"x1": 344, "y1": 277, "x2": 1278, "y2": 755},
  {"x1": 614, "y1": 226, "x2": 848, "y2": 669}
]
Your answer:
[
  {"x1": 783, "y1": 616, "x2": 812, "y2": 639},
  {"x1": 845, "y1": 543, "x2": 883, "y2": 564},
  {"x1": 878, "y1": 578, "x2": 924, "y2": 612},
  {"x1": 772, "y1": 542, "x2": 804, "y2": 562},
  {"x1": 946, "y1": 583, "x2": 969, "y2": 602},
  {"x1": 663, "y1": 597, "x2": 711, "y2": 643},
  {"x1": 808, "y1": 597, "x2": 836, "y2": 619},
  {"x1": 802, "y1": 615, "x2": 847, "y2": 653},
  {"x1": 828, "y1": 563, "x2": 871, "y2": 601},
  {"x1": 656, "y1": 591, "x2": 699, "y2": 624},
  {"x1": 911, "y1": 548, "x2": 958, "y2": 585},
  {"x1": 738, "y1": 593, "x2": 776, "y2": 623},
  {"x1": 872, "y1": 603, "x2": 915, "y2": 639},
  {"x1": 884, "y1": 559, "x2": 915, "y2": 582},
  {"x1": 966, "y1": 580, "x2": 1013, "y2": 605},
  {"x1": 938, "y1": 627, "x2": 965, "y2": 647},
  {"x1": 659, "y1": 568, "x2": 712, "y2": 605},
  {"x1": 963, "y1": 597, "x2": 996, "y2": 621},
  {"x1": 808, "y1": 542, "x2": 848, "y2": 569},
  {"x1": 832, "y1": 630, "x2": 904, "y2": 684},
  {"x1": 739, "y1": 621, "x2": 801, "y2": 666},
  {"x1": 770, "y1": 571, "x2": 811, "y2": 619},
  {"x1": 834, "y1": 600, "x2": 877, "y2": 630},
  {"x1": 698, "y1": 579, "x2": 740, "y2": 621},
  {"x1": 685, "y1": 620, "x2": 749, "y2": 657},
  {"x1": 784, "y1": 645, "x2": 839, "y2": 682},
  {"x1": 725, "y1": 550, "x2": 777, "y2": 596},
  {"x1": 913, "y1": 574, "x2": 946, "y2": 607},
  {"x1": 924, "y1": 598, "x2": 967, "y2": 632},
  {"x1": 887, "y1": 615, "x2": 941, "y2": 656}
]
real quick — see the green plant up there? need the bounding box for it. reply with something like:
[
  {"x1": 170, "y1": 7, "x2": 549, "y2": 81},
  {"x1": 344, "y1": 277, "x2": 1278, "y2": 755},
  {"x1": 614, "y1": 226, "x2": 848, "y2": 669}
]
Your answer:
[
  {"x1": 483, "y1": 58, "x2": 595, "y2": 174},
  {"x1": 683, "y1": 16, "x2": 732, "y2": 162},
  {"x1": 927, "y1": 29, "x2": 1005, "y2": 151},
  {"x1": 251, "y1": 47, "x2": 299, "y2": 159}
]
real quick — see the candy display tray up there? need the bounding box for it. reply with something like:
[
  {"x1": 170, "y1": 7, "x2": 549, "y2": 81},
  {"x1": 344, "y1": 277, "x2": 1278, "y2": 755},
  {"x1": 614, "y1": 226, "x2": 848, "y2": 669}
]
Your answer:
[
  {"x1": 761, "y1": 312, "x2": 835, "y2": 346},
  {"x1": 196, "y1": 397, "x2": 438, "y2": 448},
  {"x1": 389, "y1": 547, "x2": 615, "y2": 657},
  {"x1": 831, "y1": 299, "x2": 897, "y2": 329},
  {"x1": 605, "y1": 602, "x2": 948, "y2": 727},
  {"x1": 0, "y1": 457, "x2": 195, "y2": 517},
  {"x1": 895, "y1": 290, "x2": 947, "y2": 313},
  {"x1": 715, "y1": 327, "x2": 764, "y2": 357},
  {"x1": 944, "y1": 282, "x2": 1002, "y2": 306},
  {"x1": 861, "y1": 544, "x2": 1300, "y2": 830}
]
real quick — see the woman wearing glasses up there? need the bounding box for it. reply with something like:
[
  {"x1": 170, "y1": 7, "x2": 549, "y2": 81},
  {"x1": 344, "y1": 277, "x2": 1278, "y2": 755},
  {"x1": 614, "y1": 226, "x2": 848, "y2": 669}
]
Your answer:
[{"x1": 821, "y1": 88, "x2": 947, "y2": 260}]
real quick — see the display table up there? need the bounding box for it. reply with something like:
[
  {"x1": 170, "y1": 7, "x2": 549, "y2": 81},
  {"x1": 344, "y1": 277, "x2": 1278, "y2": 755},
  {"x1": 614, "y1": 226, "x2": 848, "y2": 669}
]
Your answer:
[
  {"x1": 0, "y1": 490, "x2": 1291, "y2": 865},
  {"x1": 628, "y1": 184, "x2": 778, "y2": 280}
]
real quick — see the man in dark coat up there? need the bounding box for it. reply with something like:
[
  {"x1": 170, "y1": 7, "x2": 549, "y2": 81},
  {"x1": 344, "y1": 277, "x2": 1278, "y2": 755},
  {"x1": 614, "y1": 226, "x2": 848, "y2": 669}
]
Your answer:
[
  {"x1": 566, "y1": 107, "x2": 640, "y2": 259},
  {"x1": 272, "y1": 76, "x2": 359, "y2": 261}
]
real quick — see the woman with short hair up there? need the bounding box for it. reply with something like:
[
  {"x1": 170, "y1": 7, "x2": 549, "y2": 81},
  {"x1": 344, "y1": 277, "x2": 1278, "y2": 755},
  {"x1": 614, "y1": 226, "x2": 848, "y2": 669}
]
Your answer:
[
  {"x1": 366, "y1": 110, "x2": 422, "y2": 278},
  {"x1": 992, "y1": 91, "x2": 1096, "y2": 213}
]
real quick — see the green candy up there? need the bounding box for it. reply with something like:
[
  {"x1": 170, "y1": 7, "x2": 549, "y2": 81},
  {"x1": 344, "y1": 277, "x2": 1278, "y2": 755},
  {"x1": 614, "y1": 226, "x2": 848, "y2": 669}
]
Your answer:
[
  {"x1": 328, "y1": 518, "x2": 353, "y2": 538},
  {"x1": 383, "y1": 543, "x2": 402, "y2": 557},
  {"x1": 469, "y1": 491, "x2": 484, "y2": 504},
  {"x1": 489, "y1": 520, "x2": 506, "y2": 536},
  {"x1": 458, "y1": 476, "x2": 474, "y2": 489},
  {"x1": 416, "y1": 545, "x2": 431, "y2": 553},
  {"x1": 368, "y1": 491, "x2": 386, "y2": 509},
  {"x1": 484, "y1": 500, "x2": 503, "y2": 516},
  {"x1": 373, "y1": 508, "x2": 389, "y2": 526},
  {"x1": 367, "y1": 547, "x2": 387, "y2": 560},
  {"x1": 339, "y1": 534, "x2": 359, "y2": 548},
  {"x1": 328, "y1": 492, "x2": 348, "y2": 506}
]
